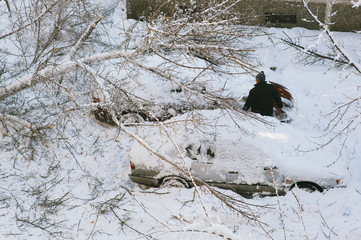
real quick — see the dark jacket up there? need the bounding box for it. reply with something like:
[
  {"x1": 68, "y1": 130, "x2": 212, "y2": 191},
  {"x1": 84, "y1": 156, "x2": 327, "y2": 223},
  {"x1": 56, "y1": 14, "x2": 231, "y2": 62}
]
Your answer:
[{"x1": 243, "y1": 82, "x2": 283, "y2": 116}]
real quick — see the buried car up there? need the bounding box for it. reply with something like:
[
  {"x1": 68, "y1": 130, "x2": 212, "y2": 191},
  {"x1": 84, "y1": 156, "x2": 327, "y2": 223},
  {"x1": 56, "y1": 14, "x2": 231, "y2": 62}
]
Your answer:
[{"x1": 128, "y1": 110, "x2": 345, "y2": 197}]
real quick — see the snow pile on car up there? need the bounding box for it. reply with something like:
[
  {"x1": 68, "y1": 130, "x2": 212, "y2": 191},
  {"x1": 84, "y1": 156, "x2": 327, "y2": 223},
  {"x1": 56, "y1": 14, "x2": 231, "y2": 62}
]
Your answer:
[{"x1": 130, "y1": 109, "x2": 347, "y2": 186}]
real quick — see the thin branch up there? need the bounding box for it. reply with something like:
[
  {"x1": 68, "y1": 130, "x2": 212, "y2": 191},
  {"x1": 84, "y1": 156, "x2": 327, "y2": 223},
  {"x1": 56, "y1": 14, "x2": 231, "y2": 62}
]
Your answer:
[
  {"x1": 16, "y1": 218, "x2": 51, "y2": 233},
  {"x1": 119, "y1": 185, "x2": 171, "y2": 230},
  {"x1": 0, "y1": 49, "x2": 137, "y2": 101},
  {"x1": 65, "y1": 15, "x2": 104, "y2": 61},
  {"x1": 0, "y1": 0, "x2": 63, "y2": 40},
  {"x1": 48, "y1": 79, "x2": 79, "y2": 107},
  {"x1": 0, "y1": 113, "x2": 33, "y2": 129},
  {"x1": 155, "y1": 113, "x2": 210, "y2": 219},
  {"x1": 302, "y1": 0, "x2": 361, "y2": 73},
  {"x1": 3, "y1": 0, "x2": 11, "y2": 13},
  {"x1": 111, "y1": 208, "x2": 153, "y2": 239},
  {"x1": 281, "y1": 32, "x2": 348, "y2": 65}
]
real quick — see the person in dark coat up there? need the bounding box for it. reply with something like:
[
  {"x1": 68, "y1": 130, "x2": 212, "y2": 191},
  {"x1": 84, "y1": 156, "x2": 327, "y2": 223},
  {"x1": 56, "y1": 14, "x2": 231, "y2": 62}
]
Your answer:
[{"x1": 243, "y1": 71, "x2": 283, "y2": 116}]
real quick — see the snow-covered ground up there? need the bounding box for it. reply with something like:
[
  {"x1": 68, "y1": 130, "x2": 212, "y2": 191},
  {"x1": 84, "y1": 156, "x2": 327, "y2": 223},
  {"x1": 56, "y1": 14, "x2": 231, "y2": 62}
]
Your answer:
[{"x1": 1, "y1": 1, "x2": 361, "y2": 239}]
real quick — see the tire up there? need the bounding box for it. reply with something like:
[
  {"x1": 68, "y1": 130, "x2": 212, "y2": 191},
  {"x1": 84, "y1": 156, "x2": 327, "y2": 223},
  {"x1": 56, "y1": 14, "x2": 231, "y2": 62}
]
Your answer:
[
  {"x1": 160, "y1": 176, "x2": 190, "y2": 189},
  {"x1": 291, "y1": 181, "x2": 323, "y2": 193}
]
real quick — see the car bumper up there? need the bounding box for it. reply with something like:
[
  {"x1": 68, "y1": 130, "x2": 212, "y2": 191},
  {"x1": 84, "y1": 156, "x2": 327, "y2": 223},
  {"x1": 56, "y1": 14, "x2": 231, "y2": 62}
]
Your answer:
[
  {"x1": 207, "y1": 182, "x2": 286, "y2": 197},
  {"x1": 129, "y1": 174, "x2": 160, "y2": 187},
  {"x1": 129, "y1": 173, "x2": 287, "y2": 197}
]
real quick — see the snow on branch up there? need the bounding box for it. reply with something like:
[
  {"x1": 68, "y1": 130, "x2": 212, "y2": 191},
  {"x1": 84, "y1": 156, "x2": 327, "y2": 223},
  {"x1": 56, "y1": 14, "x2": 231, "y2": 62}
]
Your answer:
[
  {"x1": 157, "y1": 42, "x2": 254, "y2": 53},
  {"x1": 281, "y1": 32, "x2": 348, "y2": 65},
  {"x1": 0, "y1": 113, "x2": 33, "y2": 129},
  {"x1": 0, "y1": 112, "x2": 53, "y2": 131},
  {"x1": 302, "y1": 0, "x2": 361, "y2": 74},
  {"x1": 0, "y1": 0, "x2": 63, "y2": 40},
  {"x1": 0, "y1": 49, "x2": 138, "y2": 102},
  {"x1": 65, "y1": 15, "x2": 104, "y2": 62},
  {"x1": 352, "y1": 0, "x2": 361, "y2": 8}
]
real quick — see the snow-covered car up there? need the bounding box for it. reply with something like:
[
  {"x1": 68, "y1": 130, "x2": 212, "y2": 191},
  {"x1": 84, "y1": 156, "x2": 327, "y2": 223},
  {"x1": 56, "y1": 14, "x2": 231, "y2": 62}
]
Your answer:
[{"x1": 128, "y1": 110, "x2": 344, "y2": 197}]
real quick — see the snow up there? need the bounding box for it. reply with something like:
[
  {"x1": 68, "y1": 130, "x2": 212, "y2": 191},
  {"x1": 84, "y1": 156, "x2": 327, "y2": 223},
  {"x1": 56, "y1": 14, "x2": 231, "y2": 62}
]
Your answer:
[{"x1": 1, "y1": 0, "x2": 361, "y2": 239}]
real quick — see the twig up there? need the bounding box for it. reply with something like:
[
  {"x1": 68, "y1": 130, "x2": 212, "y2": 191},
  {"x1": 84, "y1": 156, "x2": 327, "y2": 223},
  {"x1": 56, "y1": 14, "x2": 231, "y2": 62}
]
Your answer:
[
  {"x1": 280, "y1": 33, "x2": 347, "y2": 65},
  {"x1": 111, "y1": 208, "x2": 154, "y2": 239},
  {"x1": 48, "y1": 79, "x2": 79, "y2": 107},
  {"x1": 0, "y1": 0, "x2": 63, "y2": 40},
  {"x1": 119, "y1": 186, "x2": 171, "y2": 230},
  {"x1": 317, "y1": 210, "x2": 338, "y2": 238},
  {"x1": 291, "y1": 191, "x2": 309, "y2": 240},
  {"x1": 302, "y1": 0, "x2": 361, "y2": 73},
  {"x1": 16, "y1": 217, "x2": 51, "y2": 234},
  {"x1": 0, "y1": 113, "x2": 53, "y2": 132},
  {"x1": 153, "y1": 112, "x2": 211, "y2": 219},
  {"x1": 87, "y1": 210, "x2": 100, "y2": 240},
  {"x1": 65, "y1": 15, "x2": 104, "y2": 61},
  {"x1": 3, "y1": 0, "x2": 11, "y2": 13}
]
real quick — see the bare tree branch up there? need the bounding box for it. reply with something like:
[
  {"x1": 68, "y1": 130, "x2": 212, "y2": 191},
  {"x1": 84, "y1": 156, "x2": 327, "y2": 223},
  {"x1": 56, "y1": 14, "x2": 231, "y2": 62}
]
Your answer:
[
  {"x1": 302, "y1": 0, "x2": 361, "y2": 73},
  {"x1": 281, "y1": 31, "x2": 348, "y2": 65},
  {"x1": 65, "y1": 15, "x2": 104, "y2": 61},
  {"x1": 0, "y1": 0, "x2": 63, "y2": 40},
  {"x1": 0, "y1": 49, "x2": 138, "y2": 101}
]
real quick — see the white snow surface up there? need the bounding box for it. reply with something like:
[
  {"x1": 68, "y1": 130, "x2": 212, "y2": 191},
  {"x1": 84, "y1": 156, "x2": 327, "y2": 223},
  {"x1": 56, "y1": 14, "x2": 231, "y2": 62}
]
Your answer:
[{"x1": 1, "y1": 1, "x2": 361, "y2": 240}]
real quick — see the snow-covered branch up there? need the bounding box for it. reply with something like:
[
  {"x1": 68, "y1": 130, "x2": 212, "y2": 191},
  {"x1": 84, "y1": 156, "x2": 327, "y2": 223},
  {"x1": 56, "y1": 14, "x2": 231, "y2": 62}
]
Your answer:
[
  {"x1": 65, "y1": 15, "x2": 104, "y2": 62},
  {"x1": 352, "y1": 0, "x2": 361, "y2": 8},
  {"x1": 0, "y1": 112, "x2": 53, "y2": 132},
  {"x1": 302, "y1": 0, "x2": 361, "y2": 73},
  {"x1": 0, "y1": 49, "x2": 138, "y2": 102},
  {"x1": 0, "y1": 113, "x2": 33, "y2": 130},
  {"x1": 0, "y1": 0, "x2": 63, "y2": 40}
]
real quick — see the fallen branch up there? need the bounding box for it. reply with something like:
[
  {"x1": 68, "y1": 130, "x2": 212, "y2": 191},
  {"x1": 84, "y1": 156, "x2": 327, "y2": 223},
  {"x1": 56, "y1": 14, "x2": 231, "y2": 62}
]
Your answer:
[
  {"x1": 65, "y1": 15, "x2": 104, "y2": 61},
  {"x1": 0, "y1": 49, "x2": 137, "y2": 102},
  {"x1": 111, "y1": 208, "x2": 154, "y2": 239},
  {"x1": 0, "y1": 0, "x2": 63, "y2": 40}
]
